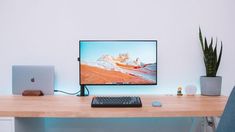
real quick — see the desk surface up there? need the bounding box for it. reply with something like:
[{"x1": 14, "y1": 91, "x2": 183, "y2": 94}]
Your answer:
[{"x1": 0, "y1": 95, "x2": 227, "y2": 118}]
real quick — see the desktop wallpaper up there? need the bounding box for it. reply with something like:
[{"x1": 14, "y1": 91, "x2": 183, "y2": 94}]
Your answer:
[{"x1": 80, "y1": 41, "x2": 157, "y2": 84}]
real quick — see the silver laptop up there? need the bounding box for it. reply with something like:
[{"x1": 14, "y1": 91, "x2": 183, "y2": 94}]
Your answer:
[{"x1": 12, "y1": 65, "x2": 54, "y2": 95}]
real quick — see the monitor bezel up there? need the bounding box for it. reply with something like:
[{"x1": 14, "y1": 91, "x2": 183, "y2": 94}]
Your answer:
[{"x1": 79, "y1": 40, "x2": 157, "y2": 85}]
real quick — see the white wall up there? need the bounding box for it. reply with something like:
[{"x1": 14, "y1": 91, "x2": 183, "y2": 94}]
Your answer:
[
  {"x1": 0, "y1": 0, "x2": 235, "y2": 95},
  {"x1": 0, "y1": 0, "x2": 235, "y2": 132}
]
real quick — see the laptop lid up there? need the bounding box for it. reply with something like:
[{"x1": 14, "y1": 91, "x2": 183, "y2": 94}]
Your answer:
[{"x1": 12, "y1": 65, "x2": 54, "y2": 95}]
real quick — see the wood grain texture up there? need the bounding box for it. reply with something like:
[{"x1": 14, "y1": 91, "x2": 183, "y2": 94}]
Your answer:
[{"x1": 0, "y1": 95, "x2": 227, "y2": 118}]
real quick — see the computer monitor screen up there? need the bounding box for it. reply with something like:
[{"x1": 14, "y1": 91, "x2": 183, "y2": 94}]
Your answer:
[{"x1": 79, "y1": 40, "x2": 157, "y2": 85}]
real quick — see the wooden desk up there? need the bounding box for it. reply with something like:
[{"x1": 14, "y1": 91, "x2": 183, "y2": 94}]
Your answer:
[{"x1": 0, "y1": 95, "x2": 227, "y2": 118}]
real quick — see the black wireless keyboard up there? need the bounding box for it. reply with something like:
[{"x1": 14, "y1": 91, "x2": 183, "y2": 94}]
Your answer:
[{"x1": 91, "y1": 96, "x2": 142, "y2": 107}]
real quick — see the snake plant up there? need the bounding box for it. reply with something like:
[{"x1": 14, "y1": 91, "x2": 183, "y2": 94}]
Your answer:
[{"x1": 199, "y1": 28, "x2": 223, "y2": 77}]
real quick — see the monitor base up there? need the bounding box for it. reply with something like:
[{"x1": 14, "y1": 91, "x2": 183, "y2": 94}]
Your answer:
[
  {"x1": 79, "y1": 85, "x2": 89, "y2": 96},
  {"x1": 77, "y1": 94, "x2": 89, "y2": 97}
]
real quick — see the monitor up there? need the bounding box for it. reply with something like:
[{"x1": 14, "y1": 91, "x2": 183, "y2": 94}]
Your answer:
[{"x1": 79, "y1": 40, "x2": 157, "y2": 89}]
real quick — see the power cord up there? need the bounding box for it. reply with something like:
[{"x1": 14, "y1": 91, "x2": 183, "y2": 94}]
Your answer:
[
  {"x1": 54, "y1": 89, "x2": 80, "y2": 95},
  {"x1": 54, "y1": 86, "x2": 90, "y2": 96}
]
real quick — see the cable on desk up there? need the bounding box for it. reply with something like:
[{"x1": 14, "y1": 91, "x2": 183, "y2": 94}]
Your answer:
[
  {"x1": 54, "y1": 89, "x2": 80, "y2": 95},
  {"x1": 54, "y1": 86, "x2": 89, "y2": 96}
]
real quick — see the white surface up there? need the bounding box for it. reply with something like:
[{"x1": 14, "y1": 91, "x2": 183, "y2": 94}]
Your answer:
[
  {"x1": 0, "y1": 118, "x2": 14, "y2": 132},
  {"x1": 0, "y1": 0, "x2": 235, "y2": 132}
]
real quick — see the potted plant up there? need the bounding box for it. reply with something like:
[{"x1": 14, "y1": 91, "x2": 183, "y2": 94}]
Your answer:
[{"x1": 199, "y1": 28, "x2": 223, "y2": 96}]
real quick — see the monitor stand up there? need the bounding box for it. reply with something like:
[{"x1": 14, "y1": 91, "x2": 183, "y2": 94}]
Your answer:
[{"x1": 79, "y1": 84, "x2": 89, "y2": 96}]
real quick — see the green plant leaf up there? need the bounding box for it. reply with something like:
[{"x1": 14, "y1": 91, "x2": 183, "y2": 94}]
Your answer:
[
  {"x1": 199, "y1": 27, "x2": 204, "y2": 51},
  {"x1": 209, "y1": 38, "x2": 213, "y2": 51},
  {"x1": 216, "y1": 42, "x2": 223, "y2": 72},
  {"x1": 204, "y1": 38, "x2": 209, "y2": 52},
  {"x1": 207, "y1": 47, "x2": 216, "y2": 77},
  {"x1": 210, "y1": 37, "x2": 213, "y2": 46},
  {"x1": 214, "y1": 42, "x2": 218, "y2": 70}
]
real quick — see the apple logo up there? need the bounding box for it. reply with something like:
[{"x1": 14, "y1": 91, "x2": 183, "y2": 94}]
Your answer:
[{"x1": 30, "y1": 78, "x2": 35, "y2": 83}]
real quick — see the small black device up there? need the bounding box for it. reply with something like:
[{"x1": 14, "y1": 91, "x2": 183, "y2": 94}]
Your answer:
[{"x1": 91, "y1": 96, "x2": 142, "y2": 107}]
